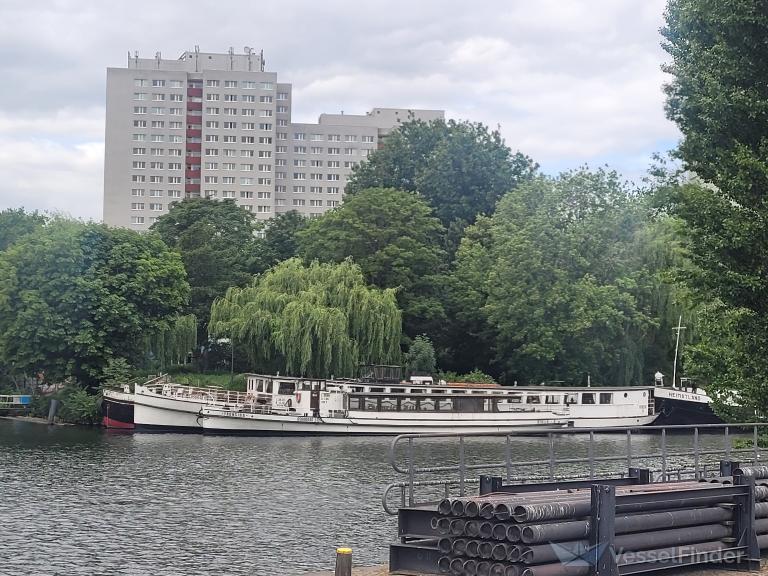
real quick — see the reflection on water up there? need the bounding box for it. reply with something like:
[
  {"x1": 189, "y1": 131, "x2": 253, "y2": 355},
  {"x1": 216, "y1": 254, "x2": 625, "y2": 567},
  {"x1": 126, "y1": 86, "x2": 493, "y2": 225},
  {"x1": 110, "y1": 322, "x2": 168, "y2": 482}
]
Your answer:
[{"x1": 0, "y1": 420, "x2": 747, "y2": 576}]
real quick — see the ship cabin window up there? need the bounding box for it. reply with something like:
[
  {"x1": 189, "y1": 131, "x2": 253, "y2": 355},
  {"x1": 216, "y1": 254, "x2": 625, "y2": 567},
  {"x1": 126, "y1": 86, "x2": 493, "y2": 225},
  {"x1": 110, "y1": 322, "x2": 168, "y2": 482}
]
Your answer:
[
  {"x1": 380, "y1": 397, "x2": 397, "y2": 411},
  {"x1": 277, "y1": 381, "x2": 296, "y2": 395},
  {"x1": 369, "y1": 387, "x2": 384, "y2": 393},
  {"x1": 526, "y1": 395, "x2": 542, "y2": 404},
  {"x1": 452, "y1": 390, "x2": 463, "y2": 394},
  {"x1": 599, "y1": 393, "x2": 613, "y2": 405},
  {"x1": 435, "y1": 398, "x2": 453, "y2": 411},
  {"x1": 582, "y1": 393, "x2": 595, "y2": 405},
  {"x1": 545, "y1": 395, "x2": 560, "y2": 404},
  {"x1": 390, "y1": 388, "x2": 405, "y2": 394},
  {"x1": 565, "y1": 393, "x2": 578, "y2": 405},
  {"x1": 348, "y1": 397, "x2": 361, "y2": 410},
  {"x1": 401, "y1": 398, "x2": 417, "y2": 411},
  {"x1": 432, "y1": 390, "x2": 445, "y2": 394},
  {"x1": 507, "y1": 395, "x2": 522, "y2": 403}
]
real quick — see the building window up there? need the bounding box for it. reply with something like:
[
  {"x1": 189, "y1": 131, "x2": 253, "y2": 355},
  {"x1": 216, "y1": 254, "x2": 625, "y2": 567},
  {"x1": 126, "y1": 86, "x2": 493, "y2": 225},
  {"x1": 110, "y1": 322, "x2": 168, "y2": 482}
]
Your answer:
[
  {"x1": 242, "y1": 81, "x2": 257, "y2": 89},
  {"x1": 258, "y1": 151, "x2": 272, "y2": 158},
  {"x1": 240, "y1": 191, "x2": 254, "y2": 199},
  {"x1": 222, "y1": 190, "x2": 236, "y2": 198},
  {"x1": 206, "y1": 148, "x2": 219, "y2": 156},
  {"x1": 224, "y1": 94, "x2": 237, "y2": 102},
  {"x1": 327, "y1": 134, "x2": 341, "y2": 142},
  {"x1": 206, "y1": 107, "x2": 219, "y2": 115},
  {"x1": 310, "y1": 186, "x2": 323, "y2": 194},
  {"x1": 130, "y1": 216, "x2": 145, "y2": 224},
  {"x1": 258, "y1": 164, "x2": 271, "y2": 172},
  {"x1": 294, "y1": 133, "x2": 306, "y2": 141},
  {"x1": 293, "y1": 186, "x2": 306, "y2": 193},
  {"x1": 169, "y1": 122, "x2": 183, "y2": 129},
  {"x1": 241, "y1": 164, "x2": 254, "y2": 171},
  {"x1": 293, "y1": 172, "x2": 306, "y2": 180},
  {"x1": 133, "y1": 120, "x2": 147, "y2": 127},
  {"x1": 206, "y1": 79, "x2": 220, "y2": 87},
  {"x1": 206, "y1": 121, "x2": 219, "y2": 129},
  {"x1": 133, "y1": 107, "x2": 147, "y2": 114},
  {"x1": 151, "y1": 107, "x2": 164, "y2": 115},
  {"x1": 260, "y1": 95, "x2": 273, "y2": 103},
  {"x1": 294, "y1": 146, "x2": 306, "y2": 154},
  {"x1": 169, "y1": 107, "x2": 183, "y2": 115},
  {"x1": 170, "y1": 80, "x2": 183, "y2": 88},
  {"x1": 224, "y1": 80, "x2": 237, "y2": 88},
  {"x1": 362, "y1": 135, "x2": 375, "y2": 143},
  {"x1": 277, "y1": 106, "x2": 288, "y2": 114},
  {"x1": 310, "y1": 199, "x2": 323, "y2": 207},
  {"x1": 134, "y1": 79, "x2": 148, "y2": 87},
  {"x1": 168, "y1": 147, "x2": 183, "y2": 154},
  {"x1": 328, "y1": 160, "x2": 340, "y2": 168},
  {"x1": 327, "y1": 200, "x2": 340, "y2": 207},
  {"x1": 310, "y1": 173, "x2": 323, "y2": 180},
  {"x1": 327, "y1": 187, "x2": 340, "y2": 194},
  {"x1": 223, "y1": 163, "x2": 236, "y2": 170},
  {"x1": 241, "y1": 177, "x2": 254, "y2": 185},
  {"x1": 277, "y1": 92, "x2": 288, "y2": 100},
  {"x1": 294, "y1": 159, "x2": 306, "y2": 167},
  {"x1": 259, "y1": 123, "x2": 272, "y2": 131},
  {"x1": 132, "y1": 175, "x2": 146, "y2": 183},
  {"x1": 206, "y1": 93, "x2": 220, "y2": 101},
  {"x1": 168, "y1": 177, "x2": 182, "y2": 184},
  {"x1": 150, "y1": 133, "x2": 164, "y2": 140},
  {"x1": 275, "y1": 172, "x2": 286, "y2": 180},
  {"x1": 257, "y1": 205, "x2": 272, "y2": 213},
  {"x1": 131, "y1": 189, "x2": 145, "y2": 196},
  {"x1": 261, "y1": 82, "x2": 273, "y2": 90},
  {"x1": 168, "y1": 190, "x2": 182, "y2": 198},
  {"x1": 224, "y1": 107, "x2": 237, "y2": 115},
  {"x1": 259, "y1": 109, "x2": 272, "y2": 117},
  {"x1": 328, "y1": 147, "x2": 340, "y2": 155},
  {"x1": 344, "y1": 148, "x2": 356, "y2": 155},
  {"x1": 132, "y1": 161, "x2": 146, "y2": 169},
  {"x1": 149, "y1": 189, "x2": 163, "y2": 197},
  {"x1": 311, "y1": 147, "x2": 323, "y2": 154},
  {"x1": 149, "y1": 176, "x2": 163, "y2": 183},
  {"x1": 150, "y1": 162, "x2": 163, "y2": 169},
  {"x1": 276, "y1": 186, "x2": 286, "y2": 194},
  {"x1": 149, "y1": 203, "x2": 163, "y2": 211},
  {"x1": 132, "y1": 134, "x2": 146, "y2": 141},
  {"x1": 131, "y1": 203, "x2": 145, "y2": 210},
  {"x1": 242, "y1": 94, "x2": 256, "y2": 103},
  {"x1": 242, "y1": 122, "x2": 255, "y2": 130},
  {"x1": 224, "y1": 122, "x2": 237, "y2": 129},
  {"x1": 153, "y1": 93, "x2": 165, "y2": 101},
  {"x1": 222, "y1": 176, "x2": 236, "y2": 184},
  {"x1": 310, "y1": 160, "x2": 323, "y2": 167},
  {"x1": 205, "y1": 162, "x2": 218, "y2": 170},
  {"x1": 133, "y1": 93, "x2": 147, "y2": 100},
  {"x1": 170, "y1": 93, "x2": 183, "y2": 102},
  {"x1": 150, "y1": 148, "x2": 164, "y2": 155},
  {"x1": 132, "y1": 147, "x2": 146, "y2": 155}
]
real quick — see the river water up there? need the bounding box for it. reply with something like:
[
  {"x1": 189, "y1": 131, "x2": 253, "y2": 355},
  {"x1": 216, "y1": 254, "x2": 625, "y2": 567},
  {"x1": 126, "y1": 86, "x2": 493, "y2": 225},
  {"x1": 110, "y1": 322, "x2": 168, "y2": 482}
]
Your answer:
[{"x1": 0, "y1": 419, "x2": 743, "y2": 576}]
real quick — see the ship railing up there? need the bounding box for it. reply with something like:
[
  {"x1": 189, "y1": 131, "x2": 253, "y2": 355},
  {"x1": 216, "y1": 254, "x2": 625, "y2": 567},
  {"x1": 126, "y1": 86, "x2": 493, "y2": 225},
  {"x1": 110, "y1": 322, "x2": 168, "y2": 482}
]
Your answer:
[{"x1": 382, "y1": 422, "x2": 768, "y2": 514}]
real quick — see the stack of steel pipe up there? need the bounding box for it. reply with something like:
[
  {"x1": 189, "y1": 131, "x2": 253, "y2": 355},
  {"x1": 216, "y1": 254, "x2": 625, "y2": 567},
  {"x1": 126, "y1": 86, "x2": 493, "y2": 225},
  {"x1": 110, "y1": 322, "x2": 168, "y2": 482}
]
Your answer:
[{"x1": 432, "y1": 480, "x2": 768, "y2": 576}]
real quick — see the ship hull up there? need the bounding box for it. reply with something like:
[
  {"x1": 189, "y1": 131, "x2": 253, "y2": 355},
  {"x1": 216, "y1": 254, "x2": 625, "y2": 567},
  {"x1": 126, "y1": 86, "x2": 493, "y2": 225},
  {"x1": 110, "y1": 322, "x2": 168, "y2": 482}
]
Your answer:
[
  {"x1": 653, "y1": 398, "x2": 723, "y2": 426},
  {"x1": 101, "y1": 391, "x2": 135, "y2": 429}
]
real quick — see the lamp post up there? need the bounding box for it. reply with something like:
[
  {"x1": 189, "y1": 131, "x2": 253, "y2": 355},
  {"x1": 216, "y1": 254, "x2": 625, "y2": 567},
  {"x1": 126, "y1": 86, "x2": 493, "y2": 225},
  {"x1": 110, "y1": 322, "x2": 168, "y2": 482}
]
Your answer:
[{"x1": 672, "y1": 315, "x2": 686, "y2": 389}]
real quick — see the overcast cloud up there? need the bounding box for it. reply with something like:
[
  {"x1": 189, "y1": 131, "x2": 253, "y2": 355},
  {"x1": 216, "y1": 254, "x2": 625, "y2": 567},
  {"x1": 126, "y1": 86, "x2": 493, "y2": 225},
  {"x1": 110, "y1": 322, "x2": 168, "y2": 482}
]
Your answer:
[{"x1": 0, "y1": 0, "x2": 677, "y2": 221}]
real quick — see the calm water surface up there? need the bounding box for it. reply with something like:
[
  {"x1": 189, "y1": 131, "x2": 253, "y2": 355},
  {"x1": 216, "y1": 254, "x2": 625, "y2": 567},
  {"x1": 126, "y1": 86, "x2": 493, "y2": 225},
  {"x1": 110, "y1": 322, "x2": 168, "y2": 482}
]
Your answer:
[{"x1": 0, "y1": 420, "x2": 739, "y2": 576}]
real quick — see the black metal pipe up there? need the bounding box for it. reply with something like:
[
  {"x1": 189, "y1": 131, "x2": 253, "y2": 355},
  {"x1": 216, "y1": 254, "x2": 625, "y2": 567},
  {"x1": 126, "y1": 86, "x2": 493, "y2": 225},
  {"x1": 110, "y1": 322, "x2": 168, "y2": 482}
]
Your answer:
[
  {"x1": 520, "y1": 540, "x2": 733, "y2": 576},
  {"x1": 451, "y1": 519, "x2": 467, "y2": 536},
  {"x1": 489, "y1": 563, "x2": 507, "y2": 576},
  {"x1": 466, "y1": 501, "x2": 481, "y2": 518},
  {"x1": 520, "y1": 505, "x2": 733, "y2": 544},
  {"x1": 491, "y1": 543, "x2": 515, "y2": 561},
  {"x1": 437, "y1": 555, "x2": 452, "y2": 574},
  {"x1": 450, "y1": 557, "x2": 465, "y2": 576},
  {"x1": 504, "y1": 564, "x2": 521, "y2": 576},
  {"x1": 466, "y1": 540, "x2": 481, "y2": 558},
  {"x1": 480, "y1": 502, "x2": 496, "y2": 519},
  {"x1": 513, "y1": 490, "x2": 746, "y2": 523},
  {"x1": 492, "y1": 523, "x2": 508, "y2": 541},
  {"x1": 465, "y1": 520, "x2": 482, "y2": 538},
  {"x1": 507, "y1": 545, "x2": 523, "y2": 562},
  {"x1": 453, "y1": 538, "x2": 469, "y2": 556},
  {"x1": 478, "y1": 541, "x2": 494, "y2": 559},
  {"x1": 463, "y1": 559, "x2": 478, "y2": 576},
  {"x1": 435, "y1": 517, "x2": 452, "y2": 535},
  {"x1": 734, "y1": 466, "x2": 768, "y2": 479},
  {"x1": 479, "y1": 521, "x2": 494, "y2": 539},
  {"x1": 438, "y1": 537, "x2": 453, "y2": 554},
  {"x1": 519, "y1": 523, "x2": 733, "y2": 565},
  {"x1": 476, "y1": 561, "x2": 492, "y2": 576},
  {"x1": 506, "y1": 525, "x2": 522, "y2": 543}
]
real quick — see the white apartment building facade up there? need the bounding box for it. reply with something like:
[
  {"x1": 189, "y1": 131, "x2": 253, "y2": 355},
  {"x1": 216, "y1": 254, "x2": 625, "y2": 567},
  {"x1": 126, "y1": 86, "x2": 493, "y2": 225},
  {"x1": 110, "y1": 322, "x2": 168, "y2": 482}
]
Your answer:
[{"x1": 103, "y1": 48, "x2": 444, "y2": 229}]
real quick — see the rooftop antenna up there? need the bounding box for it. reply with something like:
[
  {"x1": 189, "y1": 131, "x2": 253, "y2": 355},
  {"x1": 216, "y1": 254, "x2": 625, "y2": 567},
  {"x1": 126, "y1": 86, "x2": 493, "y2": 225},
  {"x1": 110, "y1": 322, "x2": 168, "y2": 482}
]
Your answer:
[
  {"x1": 134, "y1": 51, "x2": 139, "y2": 67},
  {"x1": 127, "y1": 50, "x2": 131, "y2": 67},
  {"x1": 672, "y1": 315, "x2": 686, "y2": 389},
  {"x1": 244, "y1": 46, "x2": 252, "y2": 71},
  {"x1": 155, "y1": 51, "x2": 161, "y2": 69},
  {"x1": 194, "y1": 45, "x2": 200, "y2": 72},
  {"x1": 228, "y1": 46, "x2": 234, "y2": 70},
  {"x1": 260, "y1": 49, "x2": 265, "y2": 71}
]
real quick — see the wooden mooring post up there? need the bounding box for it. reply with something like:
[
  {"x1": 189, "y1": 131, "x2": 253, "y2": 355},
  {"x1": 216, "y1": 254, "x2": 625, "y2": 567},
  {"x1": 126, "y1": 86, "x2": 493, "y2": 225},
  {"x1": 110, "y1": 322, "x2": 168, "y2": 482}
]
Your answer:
[{"x1": 334, "y1": 547, "x2": 352, "y2": 576}]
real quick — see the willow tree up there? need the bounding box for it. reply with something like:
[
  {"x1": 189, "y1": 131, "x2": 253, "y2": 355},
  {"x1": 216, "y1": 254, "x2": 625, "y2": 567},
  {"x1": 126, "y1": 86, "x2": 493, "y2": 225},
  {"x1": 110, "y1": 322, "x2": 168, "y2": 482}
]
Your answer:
[
  {"x1": 148, "y1": 314, "x2": 198, "y2": 369},
  {"x1": 209, "y1": 258, "x2": 402, "y2": 377}
]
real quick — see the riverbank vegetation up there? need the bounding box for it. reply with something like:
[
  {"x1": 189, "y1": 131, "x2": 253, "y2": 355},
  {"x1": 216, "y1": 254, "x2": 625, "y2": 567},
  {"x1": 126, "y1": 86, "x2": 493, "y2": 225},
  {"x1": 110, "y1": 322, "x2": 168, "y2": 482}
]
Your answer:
[{"x1": 1, "y1": 0, "x2": 766, "y2": 421}]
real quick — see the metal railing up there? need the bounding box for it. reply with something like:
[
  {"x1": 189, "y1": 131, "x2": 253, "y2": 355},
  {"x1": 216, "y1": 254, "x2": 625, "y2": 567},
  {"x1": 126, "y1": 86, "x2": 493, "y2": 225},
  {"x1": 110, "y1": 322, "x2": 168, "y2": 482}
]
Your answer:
[{"x1": 382, "y1": 423, "x2": 768, "y2": 514}]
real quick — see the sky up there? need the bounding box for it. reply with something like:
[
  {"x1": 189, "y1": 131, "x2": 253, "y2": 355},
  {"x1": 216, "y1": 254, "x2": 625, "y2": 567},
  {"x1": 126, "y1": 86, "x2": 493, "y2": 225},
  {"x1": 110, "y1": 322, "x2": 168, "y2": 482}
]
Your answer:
[{"x1": 0, "y1": 0, "x2": 679, "y2": 221}]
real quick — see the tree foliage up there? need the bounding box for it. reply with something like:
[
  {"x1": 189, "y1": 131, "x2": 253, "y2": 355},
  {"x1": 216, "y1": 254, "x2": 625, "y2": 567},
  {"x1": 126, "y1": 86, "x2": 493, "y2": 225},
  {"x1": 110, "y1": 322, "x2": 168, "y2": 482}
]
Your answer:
[
  {"x1": 346, "y1": 119, "x2": 537, "y2": 233},
  {"x1": 661, "y1": 0, "x2": 768, "y2": 414},
  {"x1": 0, "y1": 208, "x2": 47, "y2": 251},
  {"x1": 448, "y1": 169, "x2": 680, "y2": 384},
  {"x1": 251, "y1": 210, "x2": 308, "y2": 273},
  {"x1": 406, "y1": 335, "x2": 436, "y2": 376},
  {"x1": 209, "y1": 258, "x2": 402, "y2": 378},
  {"x1": 151, "y1": 198, "x2": 257, "y2": 327},
  {"x1": 297, "y1": 187, "x2": 447, "y2": 337},
  {"x1": 0, "y1": 220, "x2": 189, "y2": 388}
]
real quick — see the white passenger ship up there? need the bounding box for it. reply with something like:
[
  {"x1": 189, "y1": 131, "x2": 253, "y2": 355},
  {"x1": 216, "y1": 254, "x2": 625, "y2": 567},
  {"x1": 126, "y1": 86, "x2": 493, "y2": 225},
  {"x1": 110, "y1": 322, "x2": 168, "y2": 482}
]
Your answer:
[{"x1": 199, "y1": 374, "x2": 664, "y2": 435}]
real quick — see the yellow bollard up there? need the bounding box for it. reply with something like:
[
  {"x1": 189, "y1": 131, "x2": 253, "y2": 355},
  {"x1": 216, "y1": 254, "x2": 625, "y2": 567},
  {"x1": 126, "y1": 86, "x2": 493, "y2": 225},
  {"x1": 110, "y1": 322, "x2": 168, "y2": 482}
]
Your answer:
[{"x1": 334, "y1": 547, "x2": 352, "y2": 576}]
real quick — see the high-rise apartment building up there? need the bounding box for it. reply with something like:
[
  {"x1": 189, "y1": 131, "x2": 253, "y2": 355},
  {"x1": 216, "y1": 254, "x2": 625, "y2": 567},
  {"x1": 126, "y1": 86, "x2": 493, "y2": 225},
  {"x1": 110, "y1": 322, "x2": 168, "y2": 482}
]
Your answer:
[{"x1": 103, "y1": 48, "x2": 444, "y2": 228}]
